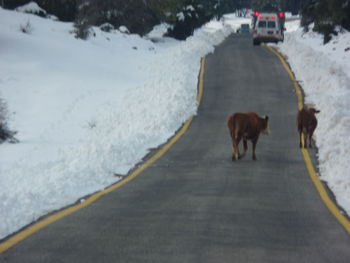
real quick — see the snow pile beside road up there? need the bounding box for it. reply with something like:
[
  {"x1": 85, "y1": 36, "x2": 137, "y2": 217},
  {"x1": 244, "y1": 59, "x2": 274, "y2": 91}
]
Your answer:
[
  {"x1": 0, "y1": 7, "x2": 234, "y2": 239},
  {"x1": 278, "y1": 21, "x2": 350, "y2": 214}
]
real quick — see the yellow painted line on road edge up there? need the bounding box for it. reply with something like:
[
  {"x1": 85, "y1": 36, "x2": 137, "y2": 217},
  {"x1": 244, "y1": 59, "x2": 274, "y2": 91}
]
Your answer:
[
  {"x1": 0, "y1": 56, "x2": 207, "y2": 254},
  {"x1": 267, "y1": 45, "x2": 350, "y2": 234}
]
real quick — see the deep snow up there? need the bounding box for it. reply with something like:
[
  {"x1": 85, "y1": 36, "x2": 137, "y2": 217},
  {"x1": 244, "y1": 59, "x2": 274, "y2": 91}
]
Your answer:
[{"x1": 1, "y1": 5, "x2": 349, "y2": 241}]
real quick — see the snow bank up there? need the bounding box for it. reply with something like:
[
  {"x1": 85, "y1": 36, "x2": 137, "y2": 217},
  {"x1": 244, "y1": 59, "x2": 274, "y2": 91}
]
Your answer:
[
  {"x1": 278, "y1": 21, "x2": 350, "y2": 214},
  {"x1": 0, "y1": 7, "x2": 234, "y2": 239}
]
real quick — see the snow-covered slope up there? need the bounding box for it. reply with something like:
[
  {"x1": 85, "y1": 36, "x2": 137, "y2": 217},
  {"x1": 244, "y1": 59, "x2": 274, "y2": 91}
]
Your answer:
[{"x1": 0, "y1": 7, "x2": 235, "y2": 239}]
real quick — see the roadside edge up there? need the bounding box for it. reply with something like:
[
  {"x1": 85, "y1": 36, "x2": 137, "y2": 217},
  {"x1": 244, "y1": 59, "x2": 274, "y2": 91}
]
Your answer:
[{"x1": 267, "y1": 45, "x2": 350, "y2": 235}]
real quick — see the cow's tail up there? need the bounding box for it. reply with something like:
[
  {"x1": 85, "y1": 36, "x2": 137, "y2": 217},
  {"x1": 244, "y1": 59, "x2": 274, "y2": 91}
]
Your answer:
[
  {"x1": 228, "y1": 115, "x2": 237, "y2": 140},
  {"x1": 228, "y1": 115, "x2": 239, "y2": 161}
]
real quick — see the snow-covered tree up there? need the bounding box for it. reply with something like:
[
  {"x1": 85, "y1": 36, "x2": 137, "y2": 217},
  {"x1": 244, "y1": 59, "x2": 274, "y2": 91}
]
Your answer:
[
  {"x1": 163, "y1": 0, "x2": 217, "y2": 39},
  {"x1": 301, "y1": 0, "x2": 350, "y2": 43}
]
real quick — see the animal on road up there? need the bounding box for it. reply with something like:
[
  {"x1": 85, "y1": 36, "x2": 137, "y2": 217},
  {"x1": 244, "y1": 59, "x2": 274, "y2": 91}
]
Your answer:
[
  {"x1": 297, "y1": 104, "x2": 320, "y2": 148},
  {"x1": 227, "y1": 112, "x2": 269, "y2": 161}
]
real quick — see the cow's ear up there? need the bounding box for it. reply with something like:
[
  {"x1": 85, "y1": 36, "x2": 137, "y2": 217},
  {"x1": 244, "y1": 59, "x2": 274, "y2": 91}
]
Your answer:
[{"x1": 265, "y1": 115, "x2": 269, "y2": 121}]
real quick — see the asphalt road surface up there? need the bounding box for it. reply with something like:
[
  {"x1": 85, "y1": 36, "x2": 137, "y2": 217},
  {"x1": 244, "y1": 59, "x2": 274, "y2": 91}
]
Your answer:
[{"x1": 2, "y1": 34, "x2": 350, "y2": 263}]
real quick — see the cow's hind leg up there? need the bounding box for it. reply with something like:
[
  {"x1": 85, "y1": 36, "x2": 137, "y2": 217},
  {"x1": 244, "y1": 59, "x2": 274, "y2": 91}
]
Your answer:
[
  {"x1": 231, "y1": 141, "x2": 236, "y2": 161},
  {"x1": 303, "y1": 131, "x2": 308, "y2": 148},
  {"x1": 230, "y1": 130, "x2": 237, "y2": 161},
  {"x1": 232, "y1": 135, "x2": 242, "y2": 161},
  {"x1": 240, "y1": 138, "x2": 248, "y2": 159},
  {"x1": 308, "y1": 134, "x2": 312, "y2": 148},
  {"x1": 308, "y1": 131, "x2": 314, "y2": 148},
  {"x1": 230, "y1": 131, "x2": 237, "y2": 161},
  {"x1": 252, "y1": 138, "x2": 258, "y2": 160},
  {"x1": 231, "y1": 141, "x2": 238, "y2": 161}
]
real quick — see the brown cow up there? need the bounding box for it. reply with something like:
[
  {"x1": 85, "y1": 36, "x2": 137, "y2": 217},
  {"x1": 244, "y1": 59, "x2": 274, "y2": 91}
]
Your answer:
[
  {"x1": 297, "y1": 105, "x2": 320, "y2": 148},
  {"x1": 227, "y1": 112, "x2": 269, "y2": 161}
]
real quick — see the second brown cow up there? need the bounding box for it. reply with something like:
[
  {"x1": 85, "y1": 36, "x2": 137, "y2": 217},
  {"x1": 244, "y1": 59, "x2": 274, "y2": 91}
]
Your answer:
[
  {"x1": 297, "y1": 105, "x2": 320, "y2": 148},
  {"x1": 227, "y1": 112, "x2": 269, "y2": 161}
]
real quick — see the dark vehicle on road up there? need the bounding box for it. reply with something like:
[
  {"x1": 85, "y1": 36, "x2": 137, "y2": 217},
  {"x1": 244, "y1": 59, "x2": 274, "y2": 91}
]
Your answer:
[{"x1": 240, "y1": 23, "x2": 250, "y2": 34}]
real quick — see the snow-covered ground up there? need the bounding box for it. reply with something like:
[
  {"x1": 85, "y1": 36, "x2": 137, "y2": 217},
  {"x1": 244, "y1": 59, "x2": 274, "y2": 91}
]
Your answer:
[
  {"x1": 277, "y1": 21, "x2": 350, "y2": 216},
  {"x1": 0, "y1": 4, "x2": 349, "y2": 241}
]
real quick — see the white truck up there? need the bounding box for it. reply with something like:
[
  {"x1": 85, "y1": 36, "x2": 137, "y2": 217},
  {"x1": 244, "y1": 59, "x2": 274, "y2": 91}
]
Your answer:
[{"x1": 252, "y1": 11, "x2": 285, "y2": 45}]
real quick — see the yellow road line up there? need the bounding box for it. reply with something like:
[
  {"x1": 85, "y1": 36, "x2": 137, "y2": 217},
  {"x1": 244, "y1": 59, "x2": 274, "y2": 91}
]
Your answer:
[
  {"x1": 267, "y1": 45, "x2": 350, "y2": 234},
  {"x1": 0, "y1": 57, "x2": 207, "y2": 254}
]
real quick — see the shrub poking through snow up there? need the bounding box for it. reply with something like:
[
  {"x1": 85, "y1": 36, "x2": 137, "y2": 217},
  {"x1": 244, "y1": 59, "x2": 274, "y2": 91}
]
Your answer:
[
  {"x1": 0, "y1": 98, "x2": 18, "y2": 144},
  {"x1": 19, "y1": 20, "x2": 33, "y2": 34},
  {"x1": 0, "y1": 123, "x2": 18, "y2": 144},
  {"x1": 100, "y1": 23, "x2": 115, "y2": 33},
  {"x1": 73, "y1": 20, "x2": 93, "y2": 40},
  {"x1": 73, "y1": 0, "x2": 98, "y2": 40}
]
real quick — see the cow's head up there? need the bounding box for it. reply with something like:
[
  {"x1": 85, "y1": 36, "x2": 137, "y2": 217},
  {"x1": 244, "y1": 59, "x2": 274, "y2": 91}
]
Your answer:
[
  {"x1": 305, "y1": 104, "x2": 320, "y2": 115},
  {"x1": 260, "y1": 116, "x2": 270, "y2": 135},
  {"x1": 309, "y1": 108, "x2": 320, "y2": 115}
]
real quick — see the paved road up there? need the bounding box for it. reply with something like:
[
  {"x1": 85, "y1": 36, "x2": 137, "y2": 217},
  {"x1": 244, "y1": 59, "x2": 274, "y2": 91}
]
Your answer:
[{"x1": 2, "y1": 34, "x2": 350, "y2": 263}]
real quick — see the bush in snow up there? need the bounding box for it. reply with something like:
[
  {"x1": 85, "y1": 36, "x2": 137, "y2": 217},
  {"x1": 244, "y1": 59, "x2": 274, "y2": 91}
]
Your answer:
[
  {"x1": 19, "y1": 20, "x2": 33, "y2": 34},
  {"x1": 15, "y1": 1, "x2": 47, "y2": 18},
  {"x1": 72, "y1": 0, "x2": 159, "y2": 37},
  {"x1": 73, "y1": 0, "x2": 97, "y2": 40},
  {"x1": 73, "y1": 19, "x2": 91, "y2": 40},
  {"x1": 99, "y1": 23, "x2": 115, "y2": 33},
  {"x1": 0, "y1": 98, "x2": 18, "y2": 144}
]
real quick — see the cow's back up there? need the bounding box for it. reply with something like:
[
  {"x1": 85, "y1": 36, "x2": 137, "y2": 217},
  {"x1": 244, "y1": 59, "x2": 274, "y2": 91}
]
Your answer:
[
  {"x1": 228, "y1": 112, "x2": 259, "y2": 138},
  {"x1": 297, "y1": 108, "x2": 317, "y2": 132}
]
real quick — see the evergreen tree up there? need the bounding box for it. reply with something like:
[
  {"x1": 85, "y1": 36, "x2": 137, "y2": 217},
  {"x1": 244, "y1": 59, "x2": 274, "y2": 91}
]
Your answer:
[
  {"x1": 329, "y1": 0, "x2": 350, "y2": 30},
  {"x1": 301, "y1": 0, "x2": 350, "y2": 43},
  {"x1": 150, "y1": 0, "x2": 179, "y2": 24},
  {"x1": 250, "y1": 0, "x2": 282, "y2": 11},
  {"x1": 165, "y1": 0, "x2": 217, "y2": 40}
]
